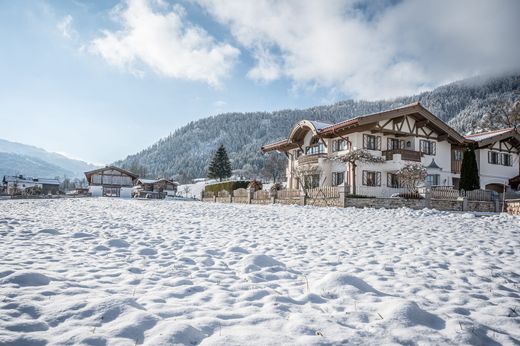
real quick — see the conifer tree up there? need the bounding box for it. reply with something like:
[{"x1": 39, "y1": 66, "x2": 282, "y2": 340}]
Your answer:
[
  {"x1": 459, "y1": 145, "x2": 480, "y2": 191},
  {"x1": 207, "y1": 144, "x2": 232, "y2": 181}
]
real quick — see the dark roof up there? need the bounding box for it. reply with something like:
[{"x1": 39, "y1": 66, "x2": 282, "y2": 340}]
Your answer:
[
  {"x1": 84, "y1": 166, "x2": 139, "y2": 180},
  {"x1": 262, "y1": 102, "x2": 466, "y2": 152}
]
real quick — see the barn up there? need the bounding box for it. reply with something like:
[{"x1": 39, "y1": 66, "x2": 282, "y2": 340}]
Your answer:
[{"x1": 84, "y1": 166, "x2": 138, "y2": 198}]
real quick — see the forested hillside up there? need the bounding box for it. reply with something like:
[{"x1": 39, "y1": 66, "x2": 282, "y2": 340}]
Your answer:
[{"x1": 116, "y1": 74, "x2": 519, "y2": 182}]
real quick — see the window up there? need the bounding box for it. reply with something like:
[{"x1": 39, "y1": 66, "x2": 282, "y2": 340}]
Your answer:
[
  {"x1": 332, "y1": 139, "x2": 347, "y2": 152},
  {"x1": 387, "y1": 138, "x2": 404, "y2": 150},
  {"x1": 332, "y1": 172, "x2": 345, "y2": 186},
  {"x1": 305, "y1": 143, "x2": 325, "y2": 155},
  {"x1": 304, "y1": 174, "x2": 320, "y2": 189},
  {"x1": 363, "y1": 134, "x2": 381, "y2": 150},
  {"x1": 453, "y1": 150, "x2": 463, "y2": 161},
  {"x1": 488, "y1": 151, "x2": 500, "y2": 165},
  {"x1": 420, "y1": 140, "x2": 436, "y2": 155},
  {"x1": 426, "y1": 174, "x2": 440, "y2": 186},
  {"x1": 502, "y1": 153, "x2": 512, "y2": 166},
  {"x1": 362, "y1": 171, "x2": 381, "y2": 187},
  {"x1": 387, "y1": 173, "x2": 401, "y2": 188}
]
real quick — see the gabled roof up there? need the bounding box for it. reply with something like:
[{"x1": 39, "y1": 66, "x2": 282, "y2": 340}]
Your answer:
[
  {"x1": 261, "y1": 102, "x2": 465, "y2": 152},
  {"x1": 136, "y1": 178, "x2": 177, "y2": 185},
  {"x1": 465, "y1": 128, "x2": 520, "y2": 149},
  {"x1": 84, "y1": 165, "x2": 138, "y2": 180}
]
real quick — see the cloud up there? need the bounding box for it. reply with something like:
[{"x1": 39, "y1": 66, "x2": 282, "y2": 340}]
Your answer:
[
  {"x1": 57, "y1": 14, "x2": 77, "y2": 39},
  {"x1": 89, "y1": 0, "x2": 239, "y2": 86},
  {"x1": 197, "y1": 0, "x2": 520, "y2": 99}
]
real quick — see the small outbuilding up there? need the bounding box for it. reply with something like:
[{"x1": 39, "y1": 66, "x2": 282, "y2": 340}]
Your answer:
[
  {"x1": 133, "y1": 178, "x2": 177, "y2": 199},
  {"x1": 84, "y1": 166, "x2": 138, "y2": 198}
]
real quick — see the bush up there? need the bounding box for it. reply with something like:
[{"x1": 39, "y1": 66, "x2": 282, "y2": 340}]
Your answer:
[
  {"x1": 346, "y1": 194, "x2": 372, "y2": 198},
  {"x1": 205, "y1": 180, "x2": 249, "y2": 194},
  {"x1": 248, "y1": 180, "x2": 263, "y2": 191},
  {"x1": 270, "y1": 183, "x2": 283, "y2": 192}
]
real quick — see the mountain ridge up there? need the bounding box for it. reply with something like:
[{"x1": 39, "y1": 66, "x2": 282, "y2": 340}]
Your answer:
[
  {"x1": 115, "y1": 73, "x2": 519, "y2": 183},
  {"x1": 0, "y1": 138, "x2": 99, "y2": 179}
]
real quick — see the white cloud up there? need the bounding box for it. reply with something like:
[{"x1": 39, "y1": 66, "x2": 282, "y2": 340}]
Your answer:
[
  {"x1": 197, "y1": 0, "x2": 520, "y2": 99},
  {"x1": 57, "y1": 15, "x2": 77, "y2": 39},
  {"x1": 89, "y1": 0, "x2": 240, "y2": 86}
]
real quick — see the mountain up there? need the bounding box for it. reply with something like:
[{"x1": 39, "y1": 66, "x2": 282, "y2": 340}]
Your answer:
[
  {"x1": 0, "y1": 139, "x2": 99, "y2": 179},
  {"x1": 115, "y1": 74, "x2": 520, "y2": 183}
]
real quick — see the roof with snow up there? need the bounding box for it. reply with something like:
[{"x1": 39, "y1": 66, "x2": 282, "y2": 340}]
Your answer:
[
  {"x1": 136, "y1": 178, "x2": 177, "y2": 185},
  {"x1": 425, "y1": 159, "x2": 441, "y2": 170},
  {"x1": 2, "y1": 176, "x2": 60, "y2": 185},
  {"x1": 464, "y1": 128, "x2": 515, "y2": 142}
]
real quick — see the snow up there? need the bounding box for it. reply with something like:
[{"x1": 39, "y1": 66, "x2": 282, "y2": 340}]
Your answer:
[{"x1": 1, "y1": 199, "x2": 519, "y2": 345}]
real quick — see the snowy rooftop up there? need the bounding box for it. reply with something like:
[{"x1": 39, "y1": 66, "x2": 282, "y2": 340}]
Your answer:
[
  {"x1": 309, "y1": 120, "x2": 333, "y2": 131},
  {"x1": 464, "y1": 128, "x2": 515, "y2": 141},
  {"x1": 2, "y1": 175, "x2": 59, "y2": 185}
]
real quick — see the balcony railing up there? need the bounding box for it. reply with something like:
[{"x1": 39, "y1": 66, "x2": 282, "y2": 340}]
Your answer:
[
  {"x1": 382, "y1": 149, "x2": 422, "y2": 162},
  {"x1": 297, "y1": 153, "x2": 327, "y2": 165}
]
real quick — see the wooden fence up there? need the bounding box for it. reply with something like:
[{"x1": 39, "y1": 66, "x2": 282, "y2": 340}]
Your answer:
[
  {"x1": 306, "y1": 186, "x2": 339, "y2": 198},
  {"x1": 431, "y1": 186, "x2": 496, "y2": 201}
]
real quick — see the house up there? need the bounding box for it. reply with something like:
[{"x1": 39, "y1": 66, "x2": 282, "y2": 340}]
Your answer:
[
  {"x1": 133, "y1": 178, "x2": 177, "y2": 199},
  {"x1": 2, "y1": 175, "x2": 60, "y2": 195},
  {"x1": 261, "y1": 102, "x2": 519, "y2": 196},
  {"x1": 465, "y1": 128, "x2": 520, "y2": 192},
  {"x1": 84, "y1": 166, "x2": 138, "y2": 198}
]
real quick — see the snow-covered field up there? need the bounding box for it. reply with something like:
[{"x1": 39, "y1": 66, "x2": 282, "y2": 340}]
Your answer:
[{"x1": 1, "y1": 199, "x2": 519, "y2": 345}]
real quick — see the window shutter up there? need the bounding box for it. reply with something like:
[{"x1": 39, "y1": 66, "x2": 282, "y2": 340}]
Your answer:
[
  {"x1": 432, "y1": 142, "x2": 436, "y2": 155},
  {"x1": 400, "y1": 140, "x2": 405, "y2": 149},
  {"x1": 387, "y1": 138, "x2": 392, "y2": 150},
  {"x1": 362, "y1": 171, "x2": 367, "y2": 185},
  {"x1": 376, "y1": 136, "x2": 381, "y2": 150},
  {"x1": 387, "y1": 173, "x2": 391, "y2": 187},
  {"x1": 420, "y1": 140, "x2": 425, "y2": 153},
  {"x1": 488, "y1": 151, "x2": 491, "y2": 164},
  {"x1": 376, "y1": 172, "x2": 381, "y2": 186},
  {"x1": 363, "y1": 135, "x2": 367, "y2": 149}
]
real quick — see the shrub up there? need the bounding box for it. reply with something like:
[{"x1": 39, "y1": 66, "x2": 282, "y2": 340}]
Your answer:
[
  {"x1": 205, "y1": 180, "x2": 249, "y2": 194},
  {"x1": 397, "y1": 192, "x2": 424, "y2": 199},
  {"x1": 248, "y1": 180, "x2": 263, "y2": 191},
  {"x1": 270, "y1": 182, "x2": 283, "y2": 192}
]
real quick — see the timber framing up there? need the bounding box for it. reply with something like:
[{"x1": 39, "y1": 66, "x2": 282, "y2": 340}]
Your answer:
[{"x1": 261, "y1": 102, "x2": 466, "y2": 153}]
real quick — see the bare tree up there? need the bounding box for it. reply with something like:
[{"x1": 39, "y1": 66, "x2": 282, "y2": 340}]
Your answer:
[
  {"x1": 262, "y1": 153, "x2": 286, "y2": 183},
  {"x1": 335, "y1": 149, "x2": 385, "y2": 195},
  {"x1": 481, "y1": 98, "x2": 520, "y2": 130},
  {"x1": 396, "y1": 163, "x2": 427, "y2": 193},
  {"x1": 291, "y1": 163, "x2": 322, "y2": 197},
  {"x1": 182, "y1": 185, "x2": 191, "y2": 197}
]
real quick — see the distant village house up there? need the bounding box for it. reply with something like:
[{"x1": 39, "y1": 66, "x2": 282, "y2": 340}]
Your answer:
[
  {"x1": 84, "y1": 166, "x2": 138, "y2": 198},
  {"x1": 134, "y1": 178, "x2": 178, "y2": 199},
  {"x1": 2, "y1": 175, "x2": 60, "y2": 195}
]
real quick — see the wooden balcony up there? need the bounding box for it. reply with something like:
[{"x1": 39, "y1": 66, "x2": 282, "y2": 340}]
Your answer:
[
  {"x1": 451, "y1": 160, "x2": 462, "y2": 174},
  {"x1": 297, "y1": 153, "x2": 326, "y2": 165},
  {"x1": 382, "y1": 149, "x2": 422, "y2": 162}
]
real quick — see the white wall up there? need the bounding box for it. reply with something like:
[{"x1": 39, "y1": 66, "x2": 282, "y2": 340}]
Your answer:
[
  {"x1": 477, "y1": 148, "x2": 520, "y2": 188},
  {"x1": 89, "y1": 186, "x2": 102, "y2": 197}
]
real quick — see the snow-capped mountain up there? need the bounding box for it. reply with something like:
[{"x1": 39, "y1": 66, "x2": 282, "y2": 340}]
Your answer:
[{"x1": 0, "y1": 138, "x2": 99, "y2": 179}]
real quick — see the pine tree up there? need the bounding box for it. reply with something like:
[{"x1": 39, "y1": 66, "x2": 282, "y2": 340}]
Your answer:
[
  {"x1": 459, "y1": 144, "x2": 480, "y2": 191},
  {"x1": 207, "y1": 144, "x2": 232, "y2": 181}
]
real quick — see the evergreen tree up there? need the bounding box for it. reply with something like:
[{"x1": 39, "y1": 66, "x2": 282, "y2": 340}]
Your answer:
[
  {"x1": 459, "y1": 145, "x2": 480, "y2": 191},
  {"x1": 207, "y1": 144, "x2": 232, "y2": 181}
]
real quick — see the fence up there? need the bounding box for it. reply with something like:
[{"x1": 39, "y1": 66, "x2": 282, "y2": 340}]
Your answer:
[
  {"x1": 431, "y1": 186, "x2": 496, "y2": 201},
  {"x1": 200, "y1": 185, "x2": 503, "y2": 213}
]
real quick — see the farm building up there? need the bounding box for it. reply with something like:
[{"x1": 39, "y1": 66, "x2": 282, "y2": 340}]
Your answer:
[
  {"x1": 84, "y1": 166, "x2": 138, "y2": 198},
  {"x1": 133, "y1": 178, "x2": 177, "y2": 199}
]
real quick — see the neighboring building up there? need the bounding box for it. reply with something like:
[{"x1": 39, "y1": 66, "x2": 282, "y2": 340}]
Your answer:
[
  {"x1": 261, "y1": 102, "x2": 519, "y2": 196},
  {"x1": 465, "y1": 128, "x2": 520, "y2": 192},
  {"x1": 2, "y1": 175, "x2": 60, "y2": 195},
  {"x1": 133, "y1": 178, "x2": 178, "y2": 199},
  {"x1": 84, "y1": 166, "x2": 138, "y2": 198}
]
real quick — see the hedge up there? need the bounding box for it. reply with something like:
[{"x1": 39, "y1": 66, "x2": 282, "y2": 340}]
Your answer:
[{"x1": 205, "y1": 180, "x2": 250, "y2": 194}]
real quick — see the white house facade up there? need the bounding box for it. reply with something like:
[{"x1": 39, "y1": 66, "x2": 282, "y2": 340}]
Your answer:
[
  {"x1": 262, "y1": 102, "x2": 519, "y2": 196},
  {"x1": 465, "y1": 128, "x2": 520, "y2": 192}
]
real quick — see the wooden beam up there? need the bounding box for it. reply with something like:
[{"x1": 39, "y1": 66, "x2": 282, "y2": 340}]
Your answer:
[
  {"x1": 416, "y1": 119, "x2": 428, "y2": 128},
  {"x1": 437, "y1": 134, "x2": 448, "y2": 142}
]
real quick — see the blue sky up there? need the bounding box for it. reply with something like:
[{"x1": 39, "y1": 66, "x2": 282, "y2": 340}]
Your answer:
[{"x1": 1, "y1": 0, "x2": 519, "y2": 164}]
